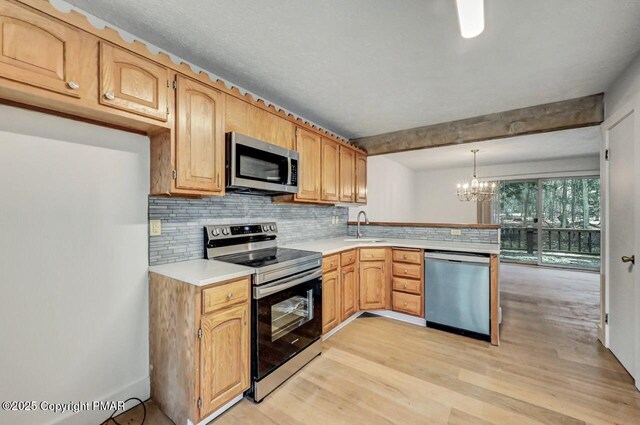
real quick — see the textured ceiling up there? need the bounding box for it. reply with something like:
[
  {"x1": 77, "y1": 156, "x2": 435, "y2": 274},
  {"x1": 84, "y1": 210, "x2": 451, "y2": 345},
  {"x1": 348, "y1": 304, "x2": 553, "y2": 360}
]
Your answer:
[
  {"x1": 62, "y1": 0, "x2": 640, "y2": 139},
  {"x1": 385, "y1": 127, "x2": 602, "y2": 171}
]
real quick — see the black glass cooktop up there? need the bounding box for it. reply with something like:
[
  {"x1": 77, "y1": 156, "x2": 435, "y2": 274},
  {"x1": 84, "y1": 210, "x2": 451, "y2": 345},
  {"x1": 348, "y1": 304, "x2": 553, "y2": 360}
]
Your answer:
[{"x1": 214, "y1": 247, "x2": 319, "y2": 269}]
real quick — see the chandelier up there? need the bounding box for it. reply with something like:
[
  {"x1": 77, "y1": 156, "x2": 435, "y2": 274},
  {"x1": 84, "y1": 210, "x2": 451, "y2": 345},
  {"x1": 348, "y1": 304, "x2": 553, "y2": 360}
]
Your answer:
[{"x1": 456, "y1": 149, "x2": 496, "y2": 202}]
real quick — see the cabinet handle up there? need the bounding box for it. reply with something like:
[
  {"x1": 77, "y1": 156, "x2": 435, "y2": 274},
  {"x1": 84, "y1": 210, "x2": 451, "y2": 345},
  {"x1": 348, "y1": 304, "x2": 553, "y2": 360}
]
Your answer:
[
  {"x1": 227, "y1": 293, "x2": 234, "y2": 300},
  {"x1": 403, "y1": 284, "x2": 408, "y2": 289},
  {"x1": 403, "y1": 255, "x2": 408, "y2": 259},
  {"x1": 67, "y1": 81, "x2": 80, "y2": 90},
  {"x1": 104, "y1": 92, "x2": 115, "y2": 100},
  {"x1": 404, "y1": 269, "x2": 408, "y2": 273},
  {"x1": 217, "y1": 173, "x2": 221, "y2": 187},
  {"x1": 403, "y1": 302, "x2": 408, "y2": 307}
]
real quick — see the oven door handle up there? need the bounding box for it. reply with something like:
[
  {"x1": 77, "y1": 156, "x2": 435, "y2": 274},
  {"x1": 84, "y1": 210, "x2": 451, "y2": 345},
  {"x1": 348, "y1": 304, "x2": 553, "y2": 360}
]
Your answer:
[{"x1": 254, "y1": 269, "x2": 322, "y2": 299}]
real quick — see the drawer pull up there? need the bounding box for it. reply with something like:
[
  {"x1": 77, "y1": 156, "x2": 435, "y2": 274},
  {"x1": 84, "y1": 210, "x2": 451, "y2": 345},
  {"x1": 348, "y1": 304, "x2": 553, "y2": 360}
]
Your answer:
[
  {"x1": 403, "y1": 302, "x2": 408, "y2": 307},
  {"x1": 104, "y1": 92, "x2": 115, "y2": 100},
  {"x1": 67, "y1": 81, "x2": 80, "y2": 90},
  {"x1": 403, "y1": 284, "x2": 408, "y2": 288},
  {"x1": 227, "y1": 293, "x2": 234, "y2": 300},
  {"x1": 404, "y1": 269, "x2": 408, "y2": 273},
  {"x1": 403, "y1": 255, "x2": 408, "y2": 259}
]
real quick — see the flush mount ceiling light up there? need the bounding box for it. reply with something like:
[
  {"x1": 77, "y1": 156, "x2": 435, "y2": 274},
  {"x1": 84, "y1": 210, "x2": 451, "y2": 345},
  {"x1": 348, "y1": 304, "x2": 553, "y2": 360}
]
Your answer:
[
  {"x1": 456, "y1": 149, "x2": 496, "y2": 202},
  {"x1": 456, "y1": 0, "x2": 485, "y2": 38}
]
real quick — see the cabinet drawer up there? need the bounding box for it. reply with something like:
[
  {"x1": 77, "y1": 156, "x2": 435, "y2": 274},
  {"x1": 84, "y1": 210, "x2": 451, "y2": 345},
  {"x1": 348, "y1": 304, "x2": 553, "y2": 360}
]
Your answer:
[
  {"x1": 202, "y1": 277, "x2": 249, "y2": 314},
  {"x1": 392, "y1": 291, "x2": 422, "y2": 317},
  {"x1": 323, "y1": 254, "x2": 339, "y2": 272},
  {"x1": 340, "y1": 249, "x2": 357, "y2": 267},
  {"x1": 392, "y1": 249, "x2": 422, "y2": 265},
  {"x1": 392, "y1": 263, "x2": 422, "y2": 280},
  {"x1": 360, "y1": 248, "x2": 386, "y2": 261},
  {"x1": 392, "y1": 277, "x2": 422, "y2": 295}
]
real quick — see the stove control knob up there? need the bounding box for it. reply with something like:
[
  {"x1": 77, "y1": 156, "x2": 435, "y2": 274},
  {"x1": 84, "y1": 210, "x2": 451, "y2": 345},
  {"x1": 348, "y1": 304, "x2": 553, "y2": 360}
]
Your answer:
[
  {"x1": 262, "y1": 225, "x2": 269, "y2": 232},
  {"x1": 222, "y1": 228, "x2": 230, "y2": 236},
  {"x1": 211, "y1": 228, "x2": 220, "y2": 237},
  {"x1": 270, "y1": 224, "x2": 276, "y2": 231}
]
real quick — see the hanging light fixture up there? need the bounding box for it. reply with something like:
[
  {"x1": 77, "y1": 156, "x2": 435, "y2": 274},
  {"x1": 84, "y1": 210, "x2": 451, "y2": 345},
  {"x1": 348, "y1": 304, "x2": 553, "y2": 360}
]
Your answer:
[
  {"x1": 456, "y1": 0, "x2": 485, "y2": 38},
  {"x1": 456, "y1": 149, "x2": 496, "y2": 202}
]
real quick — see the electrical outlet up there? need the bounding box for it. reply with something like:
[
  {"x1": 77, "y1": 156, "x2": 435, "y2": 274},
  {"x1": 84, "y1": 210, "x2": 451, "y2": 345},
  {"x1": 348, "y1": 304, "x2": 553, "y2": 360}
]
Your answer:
[
  {"x1": 150, "y1": 220, "x2": 162, "y2": 236},
  {"x1": 450, "y1": 229, "x2": 462, "y2": 236}
]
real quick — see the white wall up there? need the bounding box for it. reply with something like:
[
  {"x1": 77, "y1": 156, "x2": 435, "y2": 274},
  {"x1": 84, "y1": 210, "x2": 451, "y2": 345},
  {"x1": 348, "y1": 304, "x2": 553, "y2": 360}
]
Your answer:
[
  {"x1": 0, "y1": 106, "x2": 150, "y2": 425},
  {"x1": 606, "y1": 51, "x2": 640, "y2": 118},
  {"x1": 413, "y1": 156, "x2": 600, "y2": 224},
  {"x1": 348, "y1": 156, "x2": 417, "y2": 222}
]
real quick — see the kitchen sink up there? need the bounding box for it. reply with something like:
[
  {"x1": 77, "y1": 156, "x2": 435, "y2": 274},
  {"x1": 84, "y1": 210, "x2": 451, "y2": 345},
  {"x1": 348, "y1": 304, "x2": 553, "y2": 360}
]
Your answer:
[{"x1": 343, "y1": 238, "x2": 385, "y2": 243}]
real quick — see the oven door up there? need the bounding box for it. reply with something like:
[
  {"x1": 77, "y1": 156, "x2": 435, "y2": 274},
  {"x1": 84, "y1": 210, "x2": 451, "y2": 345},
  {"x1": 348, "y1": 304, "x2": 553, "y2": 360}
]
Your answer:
[
  {"x1": 253, "y1": 269, "x2": 322, "y2": 380},
  {"x1": 228, "y1": 132, "x2": 298, "y2": 193}
]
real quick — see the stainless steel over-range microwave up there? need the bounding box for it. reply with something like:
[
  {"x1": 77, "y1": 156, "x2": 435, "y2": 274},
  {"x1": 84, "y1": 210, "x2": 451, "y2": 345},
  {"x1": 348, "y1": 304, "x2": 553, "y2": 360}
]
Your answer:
[{"x1": 226, "y1": 132, "x2": 299, "y2": 195}]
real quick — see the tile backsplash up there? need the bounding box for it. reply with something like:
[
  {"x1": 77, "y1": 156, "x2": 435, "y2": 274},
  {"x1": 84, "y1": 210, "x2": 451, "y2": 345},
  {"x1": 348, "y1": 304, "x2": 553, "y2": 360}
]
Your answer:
[
  {"x1": 148, "y1": 193, "x2": 349, "y2": 265},
  {"x1": 347, "y1": 224, "x2": 500, "y2": 244}
]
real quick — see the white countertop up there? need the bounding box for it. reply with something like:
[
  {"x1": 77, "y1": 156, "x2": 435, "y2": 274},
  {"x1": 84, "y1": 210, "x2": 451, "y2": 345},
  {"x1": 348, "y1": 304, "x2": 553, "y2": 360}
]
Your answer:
[
  {"x1": 283, "y1": 237, "x2": 500, "y2": 256},
  {"x1": 149, "y1": 237, "x2": 498, "y2": 287},
  {"x1": 148, "y1": 259, "x2": 255, "y2": 287}
]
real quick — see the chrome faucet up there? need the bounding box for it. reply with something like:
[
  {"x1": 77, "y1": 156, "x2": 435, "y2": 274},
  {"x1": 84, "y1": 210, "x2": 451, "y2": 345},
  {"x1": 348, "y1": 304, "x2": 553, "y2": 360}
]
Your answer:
[{"x1": 356, "y1": 211, "x2": 369, "y2": 239}]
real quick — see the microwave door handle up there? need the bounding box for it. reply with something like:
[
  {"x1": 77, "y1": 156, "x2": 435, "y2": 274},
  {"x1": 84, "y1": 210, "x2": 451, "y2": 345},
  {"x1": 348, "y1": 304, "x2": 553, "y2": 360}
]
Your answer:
[
  {"x1": 287, "y1": 157, "x2": 292, "y2": 185},
  {"x1": 254, "y1": 269, "x2": 322, "y2": 299}
]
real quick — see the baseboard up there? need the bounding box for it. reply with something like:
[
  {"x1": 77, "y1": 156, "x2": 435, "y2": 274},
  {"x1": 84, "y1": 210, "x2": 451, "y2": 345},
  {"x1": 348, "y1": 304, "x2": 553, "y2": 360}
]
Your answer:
[
  {"x1": 368, "y1": 310, "x2": 427, "y2": 326},
  {"x1": 188, "y1": 394, "x2": 244, "y2": 425},
  {"x1": 44, "y1": 376, "x2": 150, "y2": 425},
  {"x1": 323, "y1": 311, "x2": 364, "y2": 340}
]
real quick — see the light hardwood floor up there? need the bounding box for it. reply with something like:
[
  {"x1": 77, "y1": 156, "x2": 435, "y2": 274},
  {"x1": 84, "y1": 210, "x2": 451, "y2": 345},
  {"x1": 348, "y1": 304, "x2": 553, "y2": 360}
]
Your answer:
[{"x1": 116, "y1": 264, "x2": 640, "y2": 425}]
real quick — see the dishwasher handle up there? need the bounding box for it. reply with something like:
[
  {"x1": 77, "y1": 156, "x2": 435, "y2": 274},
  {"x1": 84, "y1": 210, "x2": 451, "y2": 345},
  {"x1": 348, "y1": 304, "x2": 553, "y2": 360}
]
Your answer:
[{"x1": 424, "y1": 251, "x2": 490, "y2": 264}]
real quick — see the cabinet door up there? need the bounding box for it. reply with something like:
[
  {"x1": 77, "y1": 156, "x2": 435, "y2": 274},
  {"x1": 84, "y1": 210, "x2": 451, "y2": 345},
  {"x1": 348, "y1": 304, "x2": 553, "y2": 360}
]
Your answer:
[
  {"x1": 341, "y1": 263, "x2": 358, "y2": 321},
  {"x1": 339, "y1": 146, "x2": 355, "y2": 203},
  {"x1": 321, "y1": 138, "x2": 340, "y2": 202},
  {"x1": 295, "y1": 127, "x2": 321, "y2": 201},
  {"x1": 200, "y1": 303, "x2": 249, "y2": 416},
  {"x1": 0, "y1": 2, "x2": 82, "y2": 98},
  {"x1": 175, "y1": 75, "x2": 225, "y2": 193},
  {"x1": 359, "y1": 261, "x2": 386, "y2": 310},
  {"x1": 355, "y1": 154, "x2": 367, "y2": 204},
  {"x1": 322, "y1": 270, "x2": 340, "y2": 334},
  {"x1": 99, "y1": 42, "x2": 169, "y2": 121}
]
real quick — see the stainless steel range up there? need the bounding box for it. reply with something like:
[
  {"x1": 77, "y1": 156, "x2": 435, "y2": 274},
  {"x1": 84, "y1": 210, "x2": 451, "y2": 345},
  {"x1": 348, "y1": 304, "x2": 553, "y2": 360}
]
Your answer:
[{"x1": 205, "y1": 222, "x2": 322, "y2": 402}]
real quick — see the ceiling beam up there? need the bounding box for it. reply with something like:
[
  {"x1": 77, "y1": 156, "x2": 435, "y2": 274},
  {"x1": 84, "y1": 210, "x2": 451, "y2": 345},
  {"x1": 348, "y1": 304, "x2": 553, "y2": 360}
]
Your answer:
[{"x1": 353, "y1": 93, "x2": 604, "y2": 156}]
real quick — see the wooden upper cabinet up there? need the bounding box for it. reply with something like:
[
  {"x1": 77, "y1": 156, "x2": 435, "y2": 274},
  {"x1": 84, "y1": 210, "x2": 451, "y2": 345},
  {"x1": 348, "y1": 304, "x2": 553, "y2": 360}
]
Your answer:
[
  {"x1": 175, "y1": 75, "x2": 225, "y2": 194},
  {"x1": 0, "y1": 2, "x2": 83, "y2": 98},
  {"x1": 359, "y1": 260, "x2": 386, "y2": 310},
  {"x1": 200, "y1": 303, "x2": 249, "y2": 416},
  {"x1": 321, "y1": 138, "x2": 340, "y2": 202},
  {"x1": 339, "y1": 146, "x2": 356, "y2": 203},
  {"x1": 355, "y1": 153, "x2": 367, "y2": 204},
  {"x1": 99, "y1": 42, "x2": 169, "y2": 121},
  {"x1": 225, "y1": 95, "x2": 294, "y2": 149},
  {"x1": 295, "y1": 127, "x2": 321, "y2": 201}
]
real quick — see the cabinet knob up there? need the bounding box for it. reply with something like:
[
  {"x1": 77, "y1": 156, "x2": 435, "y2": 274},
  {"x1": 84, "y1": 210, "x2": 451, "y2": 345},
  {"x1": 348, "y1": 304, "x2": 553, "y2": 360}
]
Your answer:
[
  {"x1": 403, "y1": 284, "x2": 408, "y2": 288},
  {"x1": 227, "y1": 293, "x2": 234, "y2": 300},
  {"x1": 403, "y1": 302, "x2": 408, "y2": 307},
  {"x1": 404, "y1": 269, "x2": 408, "y2": 273},
  {"x1": 104, "y1": 92, "x2": 115, "y2": 101},
  {"x1": 67, "y1": 81, "x2": 80, "y2": 90},
  {"x1": 403, "y1": 255, "x2": 408, "y2": 259}
]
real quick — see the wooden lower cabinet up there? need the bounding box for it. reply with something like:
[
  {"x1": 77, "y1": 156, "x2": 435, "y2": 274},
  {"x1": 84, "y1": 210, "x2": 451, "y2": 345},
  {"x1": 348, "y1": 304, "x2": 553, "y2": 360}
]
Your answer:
[
  {"x1": 200, "y1": 303, "x2": 249, "y2": 416},
  {"x1": 340, "y1": 262, "x2": 358, "y2": 321},
  {"x1": 359, "y1": 260, "x2": 386, "y2": 310},
  {"x1": 391, "y1": 248, "x2": 424, "y2": 318},
  {"x1": 322, "y1": 269, "x2": 340, "y2": 334},
  {"x1": 149, "y1": 273, "x2": 250, "y2": 424}
]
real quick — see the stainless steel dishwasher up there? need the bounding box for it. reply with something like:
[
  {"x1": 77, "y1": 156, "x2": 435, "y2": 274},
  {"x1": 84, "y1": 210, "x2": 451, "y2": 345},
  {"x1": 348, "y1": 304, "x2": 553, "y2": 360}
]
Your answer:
[{"x1": 424, "y1": 251, "x2": 490, "y2": 341}]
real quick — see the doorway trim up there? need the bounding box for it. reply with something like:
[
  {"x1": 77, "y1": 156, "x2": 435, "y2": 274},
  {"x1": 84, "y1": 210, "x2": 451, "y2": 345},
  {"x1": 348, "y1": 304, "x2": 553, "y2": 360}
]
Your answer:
[{"x1": 600, "y1": 92, "x2": 640, "y2": 390}]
